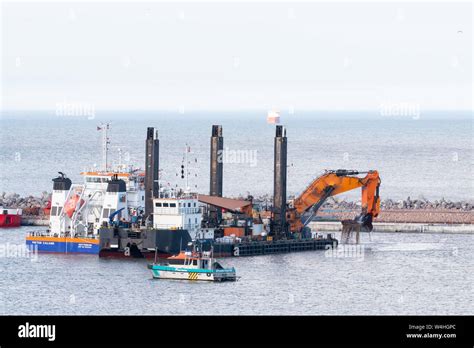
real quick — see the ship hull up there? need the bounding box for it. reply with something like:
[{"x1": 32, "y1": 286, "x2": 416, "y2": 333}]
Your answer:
[
  {"x1": 150, "y1": 265, "x2": 236, "y2": 282},
  {"x1": 98, "y1": 249, "x2": 171, "y2": 259},
  {"x1": 98, "y1": 227, "x2": 192, "y2": 259},
  {"x1": 26, "y1": 236, "x2": 100, "y2": 254}
]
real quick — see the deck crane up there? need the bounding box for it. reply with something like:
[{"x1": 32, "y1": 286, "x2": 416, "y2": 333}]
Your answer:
[{"x1": 286, "y1": 169, "x2": 381, "y2": 235}]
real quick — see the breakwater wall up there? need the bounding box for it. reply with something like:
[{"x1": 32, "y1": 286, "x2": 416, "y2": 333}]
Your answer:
[{"x1": 310, "y1": 221, "x2": 474, "y2": 234}]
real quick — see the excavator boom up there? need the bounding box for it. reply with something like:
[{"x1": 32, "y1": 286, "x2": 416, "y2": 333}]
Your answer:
[{"x1": 288, "y1": 169, "x2": 381, "y2": 233}]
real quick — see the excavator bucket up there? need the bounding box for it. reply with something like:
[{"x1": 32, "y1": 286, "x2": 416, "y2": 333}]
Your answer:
[
  {"x1": 341, "y1": 214, "x2": 374, "y2": 244},
  {"x1": 341, "y1": 220, "x2": 361, "y2": 244}
]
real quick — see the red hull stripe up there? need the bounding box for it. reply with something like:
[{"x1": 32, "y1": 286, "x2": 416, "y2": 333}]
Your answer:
[{"x1": 0, "y1": 214, "x2": 21, "y2": 227}]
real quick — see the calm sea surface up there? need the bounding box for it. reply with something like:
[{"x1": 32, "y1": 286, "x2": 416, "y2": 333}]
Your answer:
[
  {"x1": 0, "y1": 111, "x2": 473, "y2": 201},
  {"x1": 0, "y1": 226, "x2": 472, "y2": 315}
]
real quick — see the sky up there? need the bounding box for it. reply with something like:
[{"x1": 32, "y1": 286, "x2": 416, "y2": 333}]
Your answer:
[{"x1": 1, "y1": 1, "x2": 472, "y2": 112}]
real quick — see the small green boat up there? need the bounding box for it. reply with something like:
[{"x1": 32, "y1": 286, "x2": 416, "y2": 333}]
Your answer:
[{"x1": 148, "y1": 249, "x2": 237, "y2": 282}]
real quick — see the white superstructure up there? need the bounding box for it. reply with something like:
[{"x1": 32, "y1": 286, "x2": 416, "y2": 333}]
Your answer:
[
  {"x1": 48, "y1": 170, "x2": 146, "y2": 237},
  {"x1": 152, "y1": 193, "x2": 202, "y2": 240}
]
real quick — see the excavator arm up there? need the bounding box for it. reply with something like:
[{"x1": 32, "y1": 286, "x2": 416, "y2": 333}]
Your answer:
[{"x1": 287, "y1": 169, "x2": 381, "y2": 233}]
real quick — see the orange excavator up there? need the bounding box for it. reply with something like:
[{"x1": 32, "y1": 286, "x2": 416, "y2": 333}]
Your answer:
[{"x1": 286, "y1": 169, "x2": 381, "y2": 234}]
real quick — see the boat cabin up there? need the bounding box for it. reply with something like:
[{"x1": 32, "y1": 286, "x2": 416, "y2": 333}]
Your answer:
[{"x1": 164, "y1": 251, "x2": 222, "y2": 270}]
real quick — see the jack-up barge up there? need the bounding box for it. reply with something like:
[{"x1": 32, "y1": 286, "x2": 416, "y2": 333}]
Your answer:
[{"x1": 27, "y1": 121, "x2": 382, "y2": 258}]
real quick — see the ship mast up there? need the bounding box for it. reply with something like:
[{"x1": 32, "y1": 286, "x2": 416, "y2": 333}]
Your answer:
[
  {"x1": 98, "y1": 123, "x2": 110, "y2": 171},
  {"x1": 182, "y1": 143, "x2": 197, "y2": 193},
  {"x1": 185, "y1": 143, "x2": 189, "y2": 192}
]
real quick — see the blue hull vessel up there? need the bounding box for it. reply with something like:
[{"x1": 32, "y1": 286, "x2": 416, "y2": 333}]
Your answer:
[{"x1": 26, "y1": 236, "x2": 100, "y2": 254}]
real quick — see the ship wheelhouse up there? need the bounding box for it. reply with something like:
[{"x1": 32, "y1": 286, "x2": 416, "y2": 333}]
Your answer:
[{"x1": 152, "y1": 193, "x2": 203, "y2": 240}]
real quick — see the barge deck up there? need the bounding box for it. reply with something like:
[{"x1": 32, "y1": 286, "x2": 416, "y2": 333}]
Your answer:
[{"x1": 213, "y1": 237, "x2": 338, "y2": 257}]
